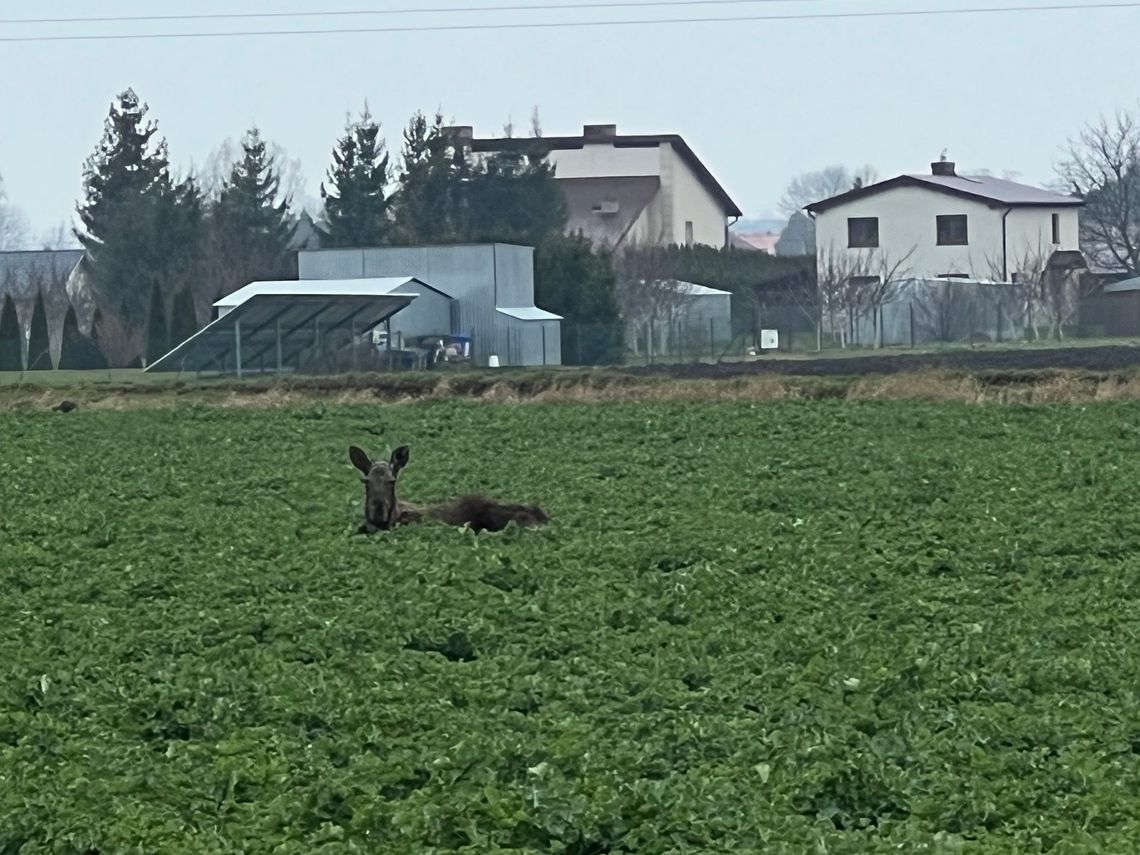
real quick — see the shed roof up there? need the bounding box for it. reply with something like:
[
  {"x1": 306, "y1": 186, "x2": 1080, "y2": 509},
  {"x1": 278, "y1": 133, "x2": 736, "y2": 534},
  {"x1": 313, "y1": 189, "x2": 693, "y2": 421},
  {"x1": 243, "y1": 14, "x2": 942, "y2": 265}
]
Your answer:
[
  {"x1": 146, "y1": 278, "x2": 423, "y2": 373},
  {"x1": 497, "y1": 306, "x2": 563, "y2": 322}
]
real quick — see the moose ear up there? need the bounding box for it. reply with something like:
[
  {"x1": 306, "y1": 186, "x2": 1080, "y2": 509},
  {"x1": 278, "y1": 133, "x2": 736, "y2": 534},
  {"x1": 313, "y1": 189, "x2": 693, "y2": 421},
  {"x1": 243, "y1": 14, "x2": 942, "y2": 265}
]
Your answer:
[
  {"x1": 390, "y1": 445, "x2": 410, "y2": 474},
  {"x1": 348, "y1": 445, "x2": 373, "y2": 474}
]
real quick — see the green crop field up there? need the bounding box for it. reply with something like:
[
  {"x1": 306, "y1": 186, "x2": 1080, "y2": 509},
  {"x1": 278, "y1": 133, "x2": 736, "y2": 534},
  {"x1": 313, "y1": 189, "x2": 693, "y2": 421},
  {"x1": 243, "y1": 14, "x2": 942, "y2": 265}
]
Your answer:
[{"x1": 4, "y1": 400, "x2": 1140, "y2": 852}]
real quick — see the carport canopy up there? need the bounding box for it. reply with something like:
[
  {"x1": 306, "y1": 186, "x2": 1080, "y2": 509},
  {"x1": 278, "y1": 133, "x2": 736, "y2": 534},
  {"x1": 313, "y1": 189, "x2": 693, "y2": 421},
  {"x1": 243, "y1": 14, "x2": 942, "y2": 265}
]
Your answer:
[{"x1": 145, "y1": 278, "x2": 428, "y2": 374}]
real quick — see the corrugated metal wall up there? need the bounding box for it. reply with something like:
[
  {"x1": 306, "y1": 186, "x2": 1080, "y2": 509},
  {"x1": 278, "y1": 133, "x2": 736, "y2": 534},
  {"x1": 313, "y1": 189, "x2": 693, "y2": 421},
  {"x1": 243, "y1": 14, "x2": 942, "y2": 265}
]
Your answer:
[
  {"x1": 493, "y1": 244, "x2": 537, "y2": 307},
  {"x1": 385, "y1": 281, "x2": 453, "y2": 340},
  {"x1": 298, "y1": 244, "x2": 559, "y2": 366},
  {"x1": 496, "y1": 316, "x2": 561, "y2": 366}
]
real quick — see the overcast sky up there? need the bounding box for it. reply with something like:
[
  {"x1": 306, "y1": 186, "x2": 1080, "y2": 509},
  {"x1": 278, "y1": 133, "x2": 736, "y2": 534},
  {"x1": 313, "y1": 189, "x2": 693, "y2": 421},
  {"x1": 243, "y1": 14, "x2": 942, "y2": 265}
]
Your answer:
[{"x1": 2, "y1": 0, "x2": 1139, "y2": 241}]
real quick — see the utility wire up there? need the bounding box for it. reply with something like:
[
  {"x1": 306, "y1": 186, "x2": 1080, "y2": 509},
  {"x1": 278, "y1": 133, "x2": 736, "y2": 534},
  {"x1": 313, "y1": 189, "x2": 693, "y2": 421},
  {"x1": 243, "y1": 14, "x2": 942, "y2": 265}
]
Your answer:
[
  {"x1": 1, "y1": 2, "x2": 1136, "y2": 43},
  {"x1": 1, "y1": 0, "x2": 837, "y2": 27}
]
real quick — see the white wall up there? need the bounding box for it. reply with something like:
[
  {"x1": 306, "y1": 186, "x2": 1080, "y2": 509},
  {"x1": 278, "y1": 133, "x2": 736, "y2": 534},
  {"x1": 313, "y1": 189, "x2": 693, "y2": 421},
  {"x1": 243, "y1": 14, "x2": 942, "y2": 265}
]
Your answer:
[
  {"x1": 814, "y1": 185, "x2": 1081, "y2": 282},
  {"x1": 547, "y1": 144, "x2": 660, "y2": 179},
  {"x1": 661, "y1": 144, "x2": 729, "y2": 248}
]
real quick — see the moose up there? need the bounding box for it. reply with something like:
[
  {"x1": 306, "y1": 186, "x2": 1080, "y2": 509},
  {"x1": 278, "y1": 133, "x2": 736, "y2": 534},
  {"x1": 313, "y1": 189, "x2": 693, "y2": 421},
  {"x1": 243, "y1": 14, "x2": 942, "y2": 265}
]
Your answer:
[{"x1": 348, "y1": 443, "x2": 549, "y2": 534}]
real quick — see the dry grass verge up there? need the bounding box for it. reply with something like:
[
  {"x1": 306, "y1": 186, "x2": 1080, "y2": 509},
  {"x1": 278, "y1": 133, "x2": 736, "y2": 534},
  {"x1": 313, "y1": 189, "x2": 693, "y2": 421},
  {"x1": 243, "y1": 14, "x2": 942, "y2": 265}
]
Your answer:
[{"x1": 5, "y1": 367, "x2": 1140, "y2": 411}]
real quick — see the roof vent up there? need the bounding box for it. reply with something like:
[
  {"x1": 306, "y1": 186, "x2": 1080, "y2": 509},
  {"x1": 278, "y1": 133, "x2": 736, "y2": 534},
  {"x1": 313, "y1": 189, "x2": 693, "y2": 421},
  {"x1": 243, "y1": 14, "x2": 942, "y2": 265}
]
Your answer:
[
  {"x1": 583, "y1": 124, "x2": 617, "y2": 142},
  {"x1": 931, "y1": 150, "x2": 956, "y2": 177}
]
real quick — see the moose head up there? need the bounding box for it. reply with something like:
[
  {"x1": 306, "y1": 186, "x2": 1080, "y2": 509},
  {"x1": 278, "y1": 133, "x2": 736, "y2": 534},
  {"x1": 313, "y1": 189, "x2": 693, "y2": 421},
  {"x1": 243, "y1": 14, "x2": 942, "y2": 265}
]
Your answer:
[{"x1": 349, "y1": 444, "x2": 410, "y2": 532}]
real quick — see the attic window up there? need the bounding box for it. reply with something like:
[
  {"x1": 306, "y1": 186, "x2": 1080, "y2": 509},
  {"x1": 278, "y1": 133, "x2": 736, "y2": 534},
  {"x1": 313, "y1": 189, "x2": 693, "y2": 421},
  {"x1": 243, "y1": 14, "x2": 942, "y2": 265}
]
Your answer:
[
  {"x1": 592, "y1": 199, "x2": 620, "y2": 215},
  {"x1": 936, "y1": 214, "x2": 968, "y2": 246}
]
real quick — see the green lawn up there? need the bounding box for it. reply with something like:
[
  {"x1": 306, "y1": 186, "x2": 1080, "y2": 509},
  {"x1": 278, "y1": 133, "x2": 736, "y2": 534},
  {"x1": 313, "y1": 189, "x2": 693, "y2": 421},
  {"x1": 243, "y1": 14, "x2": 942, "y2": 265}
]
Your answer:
[{"x1": 3, "y1": 400, "x2": 1140, "y2": 851}]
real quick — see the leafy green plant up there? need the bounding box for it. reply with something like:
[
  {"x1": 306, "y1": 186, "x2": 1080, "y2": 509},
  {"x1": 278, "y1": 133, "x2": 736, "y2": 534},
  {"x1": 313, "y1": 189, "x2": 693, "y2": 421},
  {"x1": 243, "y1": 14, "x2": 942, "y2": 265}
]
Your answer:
[{"x1": 4, "y1": 400, "x2": 1140, "y2": 850}]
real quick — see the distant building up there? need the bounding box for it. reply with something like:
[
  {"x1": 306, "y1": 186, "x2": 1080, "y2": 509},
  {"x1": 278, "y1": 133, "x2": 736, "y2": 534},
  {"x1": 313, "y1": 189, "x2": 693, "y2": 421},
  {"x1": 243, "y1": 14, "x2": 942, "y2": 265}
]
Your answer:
[
  {"x1": 454, "y1": 123, "x2": 743, "y2": 251},
  {"x1": 730, "y1": 232, "x2": 781, "y2": 254}
]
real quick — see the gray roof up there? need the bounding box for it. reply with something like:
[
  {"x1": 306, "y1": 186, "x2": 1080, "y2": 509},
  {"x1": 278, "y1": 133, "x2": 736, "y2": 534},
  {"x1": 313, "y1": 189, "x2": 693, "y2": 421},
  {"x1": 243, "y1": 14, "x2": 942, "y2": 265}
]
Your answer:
[
  {"x1": 906, "y1": 173, "x2": 1081, "y2": 206},
  {"x1": 806, "y1": 172, "x2": 1083, "y2": 213},
  {"x1": 560, "y1": 176, "x2": 661, "y2": 247},
  {"x1": 0, "y1": 250, "x2": 83, "y2": 302}
]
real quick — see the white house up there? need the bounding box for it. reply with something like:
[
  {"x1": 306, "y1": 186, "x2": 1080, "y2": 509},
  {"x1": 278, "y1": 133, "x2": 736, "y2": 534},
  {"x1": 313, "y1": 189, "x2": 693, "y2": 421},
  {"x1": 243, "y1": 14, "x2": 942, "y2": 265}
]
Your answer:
[
  {"x1": 805, "y1": 158, "x2": 1085, "y2": 284},
  {"x1": 456, "y1": 124, "x2": 743, "y2": 251}
]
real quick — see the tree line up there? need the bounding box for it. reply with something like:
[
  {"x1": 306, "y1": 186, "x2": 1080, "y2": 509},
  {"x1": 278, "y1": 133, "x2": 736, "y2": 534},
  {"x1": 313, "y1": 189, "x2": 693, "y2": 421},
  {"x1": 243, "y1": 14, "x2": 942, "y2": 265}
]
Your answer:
[{"x1": 54, "y1": 89, "x2": 628, "y2": 367}]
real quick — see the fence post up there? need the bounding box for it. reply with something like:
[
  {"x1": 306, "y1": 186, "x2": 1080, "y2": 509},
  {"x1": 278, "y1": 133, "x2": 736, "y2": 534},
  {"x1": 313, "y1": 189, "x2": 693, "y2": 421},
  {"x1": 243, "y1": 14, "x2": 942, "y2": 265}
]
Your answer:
[
  {"x1": 997, "y1": 301, "x2": 1003, "y2": 342},
  {"x1": 909, "y1": 302, "x2": 915, "y2": 348},
  {"x1": 710, "y1": 317, "x2": 715, "y2": 363}
]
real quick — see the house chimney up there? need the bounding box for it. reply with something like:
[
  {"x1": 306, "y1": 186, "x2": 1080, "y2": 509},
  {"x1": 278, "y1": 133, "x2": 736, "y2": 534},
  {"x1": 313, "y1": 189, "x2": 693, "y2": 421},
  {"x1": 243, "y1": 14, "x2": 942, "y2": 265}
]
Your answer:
[
  {"x1": 583, "y1": 124, "x2": 617, "y2": 143},
  {"x1": 931, "y1": 149, "x2": 956, "y2": 177},
  {"x1": 442, "y1": 125, "x2": 474, "y2": 143}
]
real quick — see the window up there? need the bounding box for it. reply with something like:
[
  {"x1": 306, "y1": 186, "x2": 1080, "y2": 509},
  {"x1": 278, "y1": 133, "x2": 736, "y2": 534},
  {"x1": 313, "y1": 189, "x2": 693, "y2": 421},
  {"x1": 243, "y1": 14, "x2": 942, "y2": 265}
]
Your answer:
[
  {"x1": 847, "y1": 217, "x2": 879, "y2": 248},
  {"x1": 936, "y1": 214, "x2": 968, "y2": 246},
  {"x1": 849, "y1": 275, "x2": 881, "y2": 287},
  {"x1": 1051, "y1": 213, "x2": 1061, "y2": 245},
  {"x1": 1010, "y1": 272, "x2": 1021, "y2": 285}
]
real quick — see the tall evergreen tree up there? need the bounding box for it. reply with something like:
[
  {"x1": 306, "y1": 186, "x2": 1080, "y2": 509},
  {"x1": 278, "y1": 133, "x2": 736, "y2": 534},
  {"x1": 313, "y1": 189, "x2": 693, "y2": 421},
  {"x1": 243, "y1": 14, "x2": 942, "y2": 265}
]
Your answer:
[
  {"x1": 201, "y1": 126, "x2": 295, "y2": 304},
  {"x1": 320, "y1": 104, "x2": 391, "y2": 247},
  {"x1": 534, "y1": 233, "x2": 623, "y2": 365},
  {"x1": 215, "y1": 126, "x2": 295, "y2": 260},
  {"x1": 392, "y1": 111, "x2": 463, "y2": 244},
  {"x1": 0, "y1": 294, "x2": 20, "y2": 370},
  {"x1": 144, "y1": 281, "x2": 168, "y2": 364},
  {"x1": 26, "y1": 290, "x2": 50, "y2": 370},
  {"x1": 58, "y1": 306, "x2": 107, "y2": 370},
  {"x1": 74, "y1": 89, "x2": 198, "y2": 365},
  {"x1": 463, "y1": 116, "x2": 566, "y2": 246},
  {"x1": 168, "y1": 285, "x2": 199, "y2": 349}
]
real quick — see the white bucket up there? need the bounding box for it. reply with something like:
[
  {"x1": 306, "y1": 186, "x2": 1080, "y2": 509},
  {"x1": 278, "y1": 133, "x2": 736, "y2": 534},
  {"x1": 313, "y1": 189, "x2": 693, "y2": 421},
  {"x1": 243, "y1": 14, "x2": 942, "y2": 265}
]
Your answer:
[{"x1": 488, "y1": 355, "x2": 501, "y2": 368}]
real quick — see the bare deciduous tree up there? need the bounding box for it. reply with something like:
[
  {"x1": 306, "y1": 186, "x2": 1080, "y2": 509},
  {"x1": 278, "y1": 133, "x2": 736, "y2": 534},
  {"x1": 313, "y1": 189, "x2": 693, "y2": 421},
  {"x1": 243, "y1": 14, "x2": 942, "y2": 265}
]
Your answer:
[
  {"x1": 616, "y1": 239, "x2": 698, "y2": 359},
  {"x1": 1057, "y1": 106, "x2": 1140, "y2": 275},
  {"x1": 0, "y1": 172, "x2": 30, "y2": 250},
  {"x1": 779, "y1": 164, "x2": 879, "y2": 216},
  {"x1": 814, "y1": 243, "x2": 916, "y2": 348}
]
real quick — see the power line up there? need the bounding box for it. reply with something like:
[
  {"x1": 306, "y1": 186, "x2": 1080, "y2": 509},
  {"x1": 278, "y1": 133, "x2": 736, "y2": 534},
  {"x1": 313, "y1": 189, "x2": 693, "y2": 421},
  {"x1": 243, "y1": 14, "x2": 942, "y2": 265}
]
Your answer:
[
  {"x1": 1, "y1": 2, "x2": 1136, "y2": 43},
  {"x1": 1, "y1": 0, "x2": 834, "y2": 27}
]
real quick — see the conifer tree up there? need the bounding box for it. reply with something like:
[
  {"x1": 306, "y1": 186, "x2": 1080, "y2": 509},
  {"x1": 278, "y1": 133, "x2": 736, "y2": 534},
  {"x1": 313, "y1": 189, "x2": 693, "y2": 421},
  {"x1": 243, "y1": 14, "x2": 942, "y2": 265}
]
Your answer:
[
  {"x1": 26, "y1": 290, "x2": 50, "y2": 370},
  {"x1": 201, "y1": 126, "x2": 296, "y2": 303},
  {"x1": 75, "y1": 89, "x2": 200, "y2": 364},
  {"x1": 392, "y1": 111, "x2": 461, "y2": 244},
  {"x1": 214, "y1": 126, "x2": 295, "y2": 261},
  {"x1": 0, "y1": 294, "x2": 21, "y2": 370},
  {"x1": 319, "y1": 104, "x2": 391, "y2": 247}
]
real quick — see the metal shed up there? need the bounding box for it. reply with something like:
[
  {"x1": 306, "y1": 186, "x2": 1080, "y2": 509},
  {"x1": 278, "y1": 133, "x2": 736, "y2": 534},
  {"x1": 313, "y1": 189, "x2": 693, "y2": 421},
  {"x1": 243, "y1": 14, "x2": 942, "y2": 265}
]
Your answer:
[
  {"x1": 495, "y1": 306, "x2": 563, "y2": 366},
  {"x1": 145, "y1": 278, "x2": 430, "y2": 375},
  {"x1": 298, "y1": 243, "x2": 562, "y2": 367}
]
